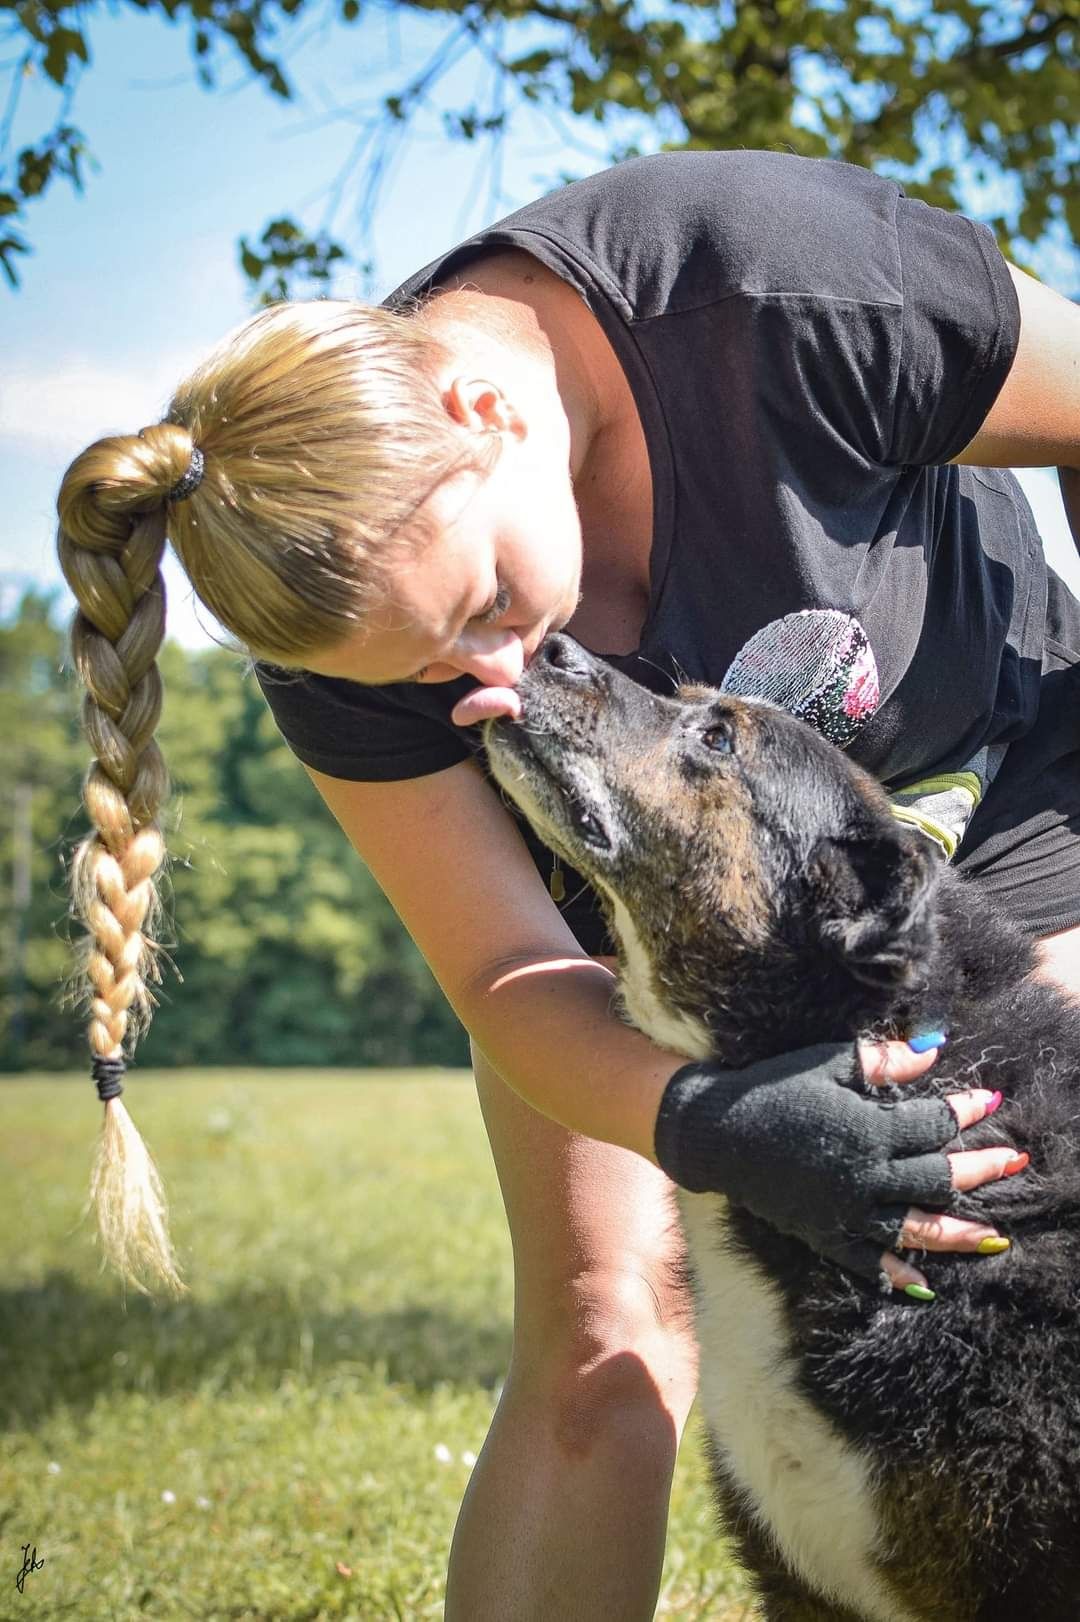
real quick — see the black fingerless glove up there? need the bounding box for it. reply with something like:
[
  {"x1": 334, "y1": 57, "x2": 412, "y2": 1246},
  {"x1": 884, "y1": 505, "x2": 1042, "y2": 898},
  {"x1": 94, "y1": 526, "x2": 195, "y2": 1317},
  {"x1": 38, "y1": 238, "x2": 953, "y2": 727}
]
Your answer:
[{"x1": 654, "y1": 1043, "x2": 958, "y2": 1283}]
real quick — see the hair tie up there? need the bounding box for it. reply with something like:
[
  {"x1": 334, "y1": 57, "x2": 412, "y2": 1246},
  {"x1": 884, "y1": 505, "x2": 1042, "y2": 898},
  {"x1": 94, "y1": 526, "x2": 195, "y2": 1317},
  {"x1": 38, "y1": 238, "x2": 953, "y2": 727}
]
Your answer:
[
  {"x1": 168, "y1": 446, "x2": 205, "y2": 503},
  {"x1": 92, "y1": 1054, "x2": 126, "y2": 1103}
]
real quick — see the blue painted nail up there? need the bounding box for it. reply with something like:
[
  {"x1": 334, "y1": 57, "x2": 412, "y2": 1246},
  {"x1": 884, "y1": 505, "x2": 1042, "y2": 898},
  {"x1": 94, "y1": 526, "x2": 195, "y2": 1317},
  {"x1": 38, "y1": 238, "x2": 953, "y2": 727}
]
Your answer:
[{"x1": 908, "y1": 1030, "x2": 947, "y2": 1054}]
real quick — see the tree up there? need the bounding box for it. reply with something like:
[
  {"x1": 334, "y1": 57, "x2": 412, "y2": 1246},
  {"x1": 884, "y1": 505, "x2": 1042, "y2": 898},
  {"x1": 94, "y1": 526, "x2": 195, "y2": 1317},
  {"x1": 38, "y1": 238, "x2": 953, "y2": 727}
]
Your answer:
[
  {"x1": 2, "y1": 0, "x2": 1077, "y2": 297},
  {"x1": 0, "y1": 589, "x2": 85, "y2": 1068},
  {"x1": 0, "y1": 592, "x2": 469, "y2": 1071}
]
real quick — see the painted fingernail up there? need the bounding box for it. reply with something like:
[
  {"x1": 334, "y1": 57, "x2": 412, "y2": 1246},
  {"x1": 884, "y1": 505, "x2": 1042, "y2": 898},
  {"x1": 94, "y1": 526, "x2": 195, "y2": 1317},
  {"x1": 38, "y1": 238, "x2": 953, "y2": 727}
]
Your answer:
[
  {"x1": 977, "y1": 1236, "x2": 1011, "y2": 1255},
  {"x1": 1002, "y1": 1152, "x2": 1030, "y2": 1178},
  {"x1": 903, "y1": 1283, "x2": 937, "y2": 1302},
  {"x1": 908, "y1": 1030, "x2": 947, "y2": 1054},
  {"x1": 985, "y1": 1090, "x2": 1003, "y2": 1116}
]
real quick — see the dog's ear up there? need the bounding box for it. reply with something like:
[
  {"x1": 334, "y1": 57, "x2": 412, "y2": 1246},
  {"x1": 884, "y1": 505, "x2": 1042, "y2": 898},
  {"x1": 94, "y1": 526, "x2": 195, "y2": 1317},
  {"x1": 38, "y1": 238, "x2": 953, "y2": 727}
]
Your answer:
[{"x1": 808, "y1": 824, "x2": 940, "y2": 989}]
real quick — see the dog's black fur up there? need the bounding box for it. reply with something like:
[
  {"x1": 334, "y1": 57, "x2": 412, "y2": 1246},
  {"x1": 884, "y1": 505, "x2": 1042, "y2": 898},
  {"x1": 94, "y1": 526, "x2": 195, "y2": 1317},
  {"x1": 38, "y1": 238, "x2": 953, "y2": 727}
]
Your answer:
[{"x1": 485, "y1": 635, "x2": 1080, "y2": 1622}]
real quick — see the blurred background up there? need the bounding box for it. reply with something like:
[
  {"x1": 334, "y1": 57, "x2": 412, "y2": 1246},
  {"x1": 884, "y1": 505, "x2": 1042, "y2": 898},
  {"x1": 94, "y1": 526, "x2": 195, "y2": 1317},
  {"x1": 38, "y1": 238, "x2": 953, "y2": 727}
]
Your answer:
[{"x1": 2, "y1": 5, "x2": 1078, "y2": 1615}]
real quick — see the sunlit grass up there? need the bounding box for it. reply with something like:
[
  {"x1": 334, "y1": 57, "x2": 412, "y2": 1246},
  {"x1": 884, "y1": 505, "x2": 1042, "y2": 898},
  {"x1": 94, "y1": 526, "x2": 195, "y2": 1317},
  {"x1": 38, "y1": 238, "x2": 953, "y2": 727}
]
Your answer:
[{"x1": 3, "y1": 1071, "x2": 752, "y2": 1619}]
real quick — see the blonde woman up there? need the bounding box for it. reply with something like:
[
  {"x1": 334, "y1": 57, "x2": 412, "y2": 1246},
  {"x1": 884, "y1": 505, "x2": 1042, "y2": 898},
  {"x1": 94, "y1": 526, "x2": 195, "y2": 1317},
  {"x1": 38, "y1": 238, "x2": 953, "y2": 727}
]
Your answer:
[{"x1": 58, "y1": 150, "x2": 1080, "y2": 1620}]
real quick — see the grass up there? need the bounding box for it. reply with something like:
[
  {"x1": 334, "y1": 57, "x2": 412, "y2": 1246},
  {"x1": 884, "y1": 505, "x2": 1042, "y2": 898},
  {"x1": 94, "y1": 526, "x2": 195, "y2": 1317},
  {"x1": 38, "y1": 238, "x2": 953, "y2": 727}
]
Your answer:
[{"x1": 2, "y1": 1070, "x2": 754, "y2": 1621}]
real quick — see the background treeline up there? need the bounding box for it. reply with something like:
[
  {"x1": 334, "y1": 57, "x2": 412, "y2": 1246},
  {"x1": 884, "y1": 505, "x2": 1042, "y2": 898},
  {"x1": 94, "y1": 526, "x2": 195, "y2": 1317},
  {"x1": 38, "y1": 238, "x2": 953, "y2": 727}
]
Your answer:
[{"x1": 1, "y1": 590, "x2": 469, "y2": 1071}]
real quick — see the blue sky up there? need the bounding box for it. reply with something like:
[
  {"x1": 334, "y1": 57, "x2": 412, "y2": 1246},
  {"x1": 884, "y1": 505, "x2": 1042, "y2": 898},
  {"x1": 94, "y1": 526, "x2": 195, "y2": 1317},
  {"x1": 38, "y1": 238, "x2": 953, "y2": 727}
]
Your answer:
[{"x1": 2, "y1": 9, "x2": 1077, "y2": 648}]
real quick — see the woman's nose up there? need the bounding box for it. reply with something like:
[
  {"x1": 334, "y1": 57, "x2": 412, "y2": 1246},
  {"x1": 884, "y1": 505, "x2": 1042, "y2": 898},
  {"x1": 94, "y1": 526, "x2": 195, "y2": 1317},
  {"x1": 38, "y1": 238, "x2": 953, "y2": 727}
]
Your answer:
[{"x1": 423, "y1": 626, "x2": 525, "y2": 687}]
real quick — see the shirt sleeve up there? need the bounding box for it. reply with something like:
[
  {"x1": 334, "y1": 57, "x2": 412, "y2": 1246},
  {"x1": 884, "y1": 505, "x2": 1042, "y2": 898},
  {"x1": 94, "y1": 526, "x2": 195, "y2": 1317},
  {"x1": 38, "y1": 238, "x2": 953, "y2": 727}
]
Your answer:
[
  {"x1": 254, "y1": 663, "x2": 476, "y2": 781},
  {"x1": 705, "y1": 171, "x2": 1021, "y2": 490},
  {"x1": 887, "y1": 195, "x2": 1020, "y2": 467}
]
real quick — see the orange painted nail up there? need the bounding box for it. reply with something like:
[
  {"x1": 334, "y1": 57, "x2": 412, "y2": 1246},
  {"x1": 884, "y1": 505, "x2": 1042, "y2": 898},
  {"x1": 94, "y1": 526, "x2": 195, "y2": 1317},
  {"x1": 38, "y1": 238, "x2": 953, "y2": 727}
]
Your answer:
[{"x1": 1002, "y1": 1152, "x2": 1030, "y2": 1179}]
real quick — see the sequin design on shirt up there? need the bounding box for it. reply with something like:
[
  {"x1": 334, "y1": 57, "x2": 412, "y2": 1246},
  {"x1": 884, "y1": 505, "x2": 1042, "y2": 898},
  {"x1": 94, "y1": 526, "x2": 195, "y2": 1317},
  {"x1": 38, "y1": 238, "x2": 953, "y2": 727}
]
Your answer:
[
  {"x1": 720, "y1": 609, "x2": 1008, "y2": 860},
  {"x1": 720, "y1": 609, "x2": 880, "y2": 749}
]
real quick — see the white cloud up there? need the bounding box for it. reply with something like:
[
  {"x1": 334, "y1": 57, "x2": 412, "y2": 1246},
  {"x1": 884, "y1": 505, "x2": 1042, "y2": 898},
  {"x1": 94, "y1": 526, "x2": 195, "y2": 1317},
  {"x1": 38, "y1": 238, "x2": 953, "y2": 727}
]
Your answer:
[
  {"x1": 0, "y1": 343, "x2": 235, "y2": 648},
  {"x1": 0, "y1": 352, "x2": 207, "y2": 457}
]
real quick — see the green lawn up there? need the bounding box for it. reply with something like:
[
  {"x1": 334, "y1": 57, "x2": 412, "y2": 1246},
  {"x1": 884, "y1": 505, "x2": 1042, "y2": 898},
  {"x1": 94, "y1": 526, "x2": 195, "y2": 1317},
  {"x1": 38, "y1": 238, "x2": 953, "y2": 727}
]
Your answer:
[{"x1": 3, "y1": 1071, "x2": 754, "y2": 1620}]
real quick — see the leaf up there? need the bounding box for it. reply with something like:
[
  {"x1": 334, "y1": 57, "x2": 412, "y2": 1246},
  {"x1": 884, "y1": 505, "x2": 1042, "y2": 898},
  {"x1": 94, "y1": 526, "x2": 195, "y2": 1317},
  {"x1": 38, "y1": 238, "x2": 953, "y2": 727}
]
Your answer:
[
  {"x1": 237, "y1": 216, "x2": 347, "y2": 300},
  {"x1": 239, "y1": 241, "x2": 264, "y2": 280},
  {"x1": 0, "y1": 232, "x2": 31, "y2": 290},
  {"x1": 507, "y1": 48, "x2": 557, "y2": 76},
  {"x1": 17, "y1": 146, "x2": 54, "y2": 199},
  {"x1": 43, "y1": 26, "x2": 89, "y2": 88}
]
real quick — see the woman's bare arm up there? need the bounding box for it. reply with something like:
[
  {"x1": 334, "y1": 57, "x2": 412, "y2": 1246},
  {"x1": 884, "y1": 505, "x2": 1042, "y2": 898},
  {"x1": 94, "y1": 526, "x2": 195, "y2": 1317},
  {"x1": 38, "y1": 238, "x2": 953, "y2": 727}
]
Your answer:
[
  {"x1": 308, "y1": 756, "x2": 678, "y2": 1161},
  {"x1": 949, "y1": 263, "x2": 1080, "y2": 550}
]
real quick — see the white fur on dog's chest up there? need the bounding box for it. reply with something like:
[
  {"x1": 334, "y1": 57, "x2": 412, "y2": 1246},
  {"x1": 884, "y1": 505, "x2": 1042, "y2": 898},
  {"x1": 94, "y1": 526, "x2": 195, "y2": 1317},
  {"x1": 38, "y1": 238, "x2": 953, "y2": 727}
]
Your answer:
[
  {"x1": 678, "y1": 1194, "x2": 914, "y2": 1622},
  {"x1": 608, "y1": 899, "x2": 913, "y2": 1622}
]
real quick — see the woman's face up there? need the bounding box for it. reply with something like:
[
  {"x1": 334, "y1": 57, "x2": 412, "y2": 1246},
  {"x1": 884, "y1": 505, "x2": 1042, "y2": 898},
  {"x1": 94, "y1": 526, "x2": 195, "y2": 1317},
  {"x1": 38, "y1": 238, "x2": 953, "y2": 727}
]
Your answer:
[{"x1": 303, "y1": 432, "x2": 584, "y2": 713}]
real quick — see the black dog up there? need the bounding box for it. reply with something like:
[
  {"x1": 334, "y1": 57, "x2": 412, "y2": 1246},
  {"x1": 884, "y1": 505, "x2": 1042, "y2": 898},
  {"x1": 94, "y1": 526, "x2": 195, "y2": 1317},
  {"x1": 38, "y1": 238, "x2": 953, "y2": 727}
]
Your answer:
[{"x1": 485, "y1": 633, "x2": 1080, "y2": 1622}]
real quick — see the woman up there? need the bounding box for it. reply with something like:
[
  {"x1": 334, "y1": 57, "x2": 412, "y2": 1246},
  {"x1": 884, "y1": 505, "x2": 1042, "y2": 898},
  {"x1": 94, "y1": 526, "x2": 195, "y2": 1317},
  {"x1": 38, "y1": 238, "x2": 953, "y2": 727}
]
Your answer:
[{"x1": 58, "y1": 150, "x2": 1080, "y2": 1619}]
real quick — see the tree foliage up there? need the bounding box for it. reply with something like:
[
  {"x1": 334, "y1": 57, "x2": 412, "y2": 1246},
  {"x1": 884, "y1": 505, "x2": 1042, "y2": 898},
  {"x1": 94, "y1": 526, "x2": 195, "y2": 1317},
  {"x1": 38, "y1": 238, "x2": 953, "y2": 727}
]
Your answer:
[
  {"x1": 0, "y1": 591, "x2": 469, "y2": 1070},
  {"x1": 2, "y1": 0, "x2": 1077, "y2": 295}
]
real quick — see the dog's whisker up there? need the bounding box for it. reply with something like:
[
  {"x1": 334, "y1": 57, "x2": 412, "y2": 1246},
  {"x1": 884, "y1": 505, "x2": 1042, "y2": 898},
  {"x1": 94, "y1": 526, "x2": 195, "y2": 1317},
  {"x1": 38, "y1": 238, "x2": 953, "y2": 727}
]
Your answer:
[
  {"x1": 634, "y1": 651, "x2": 683, "y2": 692},
  {"x1": 556, "y1": 880, "x2": 592, "y2": 912}
]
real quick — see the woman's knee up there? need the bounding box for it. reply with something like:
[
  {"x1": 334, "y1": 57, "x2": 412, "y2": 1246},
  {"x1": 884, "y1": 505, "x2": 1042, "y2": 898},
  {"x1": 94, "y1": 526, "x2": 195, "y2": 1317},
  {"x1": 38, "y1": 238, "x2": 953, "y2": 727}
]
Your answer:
[
  {"x1": 471, "y1": 1036, "x2": 698, "y2": 1448},
  {"x1": 511, "y1": 1263, "x2": 700, "y2": 1457}
]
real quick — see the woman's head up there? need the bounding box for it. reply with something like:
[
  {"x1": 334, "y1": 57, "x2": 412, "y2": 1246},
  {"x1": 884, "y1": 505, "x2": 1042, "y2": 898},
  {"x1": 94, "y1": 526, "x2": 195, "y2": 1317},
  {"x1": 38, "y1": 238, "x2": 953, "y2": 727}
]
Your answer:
[
  {"x1": 296, "y1": 287, "x2": 589, "y2": 695},
  {"x1": 56, "y1": 292, "x2": 581, "y2": 1291},
  {"x1": 301, "y1": 446, "x2": 585, "y2": 698}
]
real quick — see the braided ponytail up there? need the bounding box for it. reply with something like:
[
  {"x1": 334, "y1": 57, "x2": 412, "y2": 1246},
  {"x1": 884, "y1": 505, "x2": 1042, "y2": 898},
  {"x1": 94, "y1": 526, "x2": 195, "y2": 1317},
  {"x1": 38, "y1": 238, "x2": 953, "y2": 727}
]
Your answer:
[
  {"x1": 55, "y1": 299, "x2": 502, "y2": 1292},
  {"x1": 57, "y1": 422, "x2": 195, "y2": 1295}
]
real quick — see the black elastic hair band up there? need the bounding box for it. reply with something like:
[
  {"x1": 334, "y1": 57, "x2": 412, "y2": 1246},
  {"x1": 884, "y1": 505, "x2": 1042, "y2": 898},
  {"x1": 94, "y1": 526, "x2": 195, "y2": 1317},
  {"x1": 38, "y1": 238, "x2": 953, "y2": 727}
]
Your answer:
[
  {"x1": 92, "y1": 1055, "x2": 126, "y2": 1103},
  {"x1": 167, "y1": 446, "x2": 205, "y2": 503}
]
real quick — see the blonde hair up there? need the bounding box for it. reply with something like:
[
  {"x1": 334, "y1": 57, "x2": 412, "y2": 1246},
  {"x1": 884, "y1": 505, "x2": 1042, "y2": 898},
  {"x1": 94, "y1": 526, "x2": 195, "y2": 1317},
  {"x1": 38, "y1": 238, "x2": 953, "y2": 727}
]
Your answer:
[{"x1": 56, "y1": 298, "x2": 497, "y2": 1293}]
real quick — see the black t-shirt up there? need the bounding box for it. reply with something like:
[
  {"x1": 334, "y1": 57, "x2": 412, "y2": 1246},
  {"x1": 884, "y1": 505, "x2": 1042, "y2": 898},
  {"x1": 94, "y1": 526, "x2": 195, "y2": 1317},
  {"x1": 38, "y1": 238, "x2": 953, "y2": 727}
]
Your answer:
[{"x1": 257, "y1": 150, "x2": 1045, "y2": 948}]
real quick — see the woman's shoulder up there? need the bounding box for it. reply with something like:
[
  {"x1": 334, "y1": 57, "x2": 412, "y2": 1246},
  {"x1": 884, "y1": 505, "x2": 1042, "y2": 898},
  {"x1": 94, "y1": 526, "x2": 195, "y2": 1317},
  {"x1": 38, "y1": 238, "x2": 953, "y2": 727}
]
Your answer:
[{"x1": 386, "y1": 152, "x2": 906, "y2": 325}]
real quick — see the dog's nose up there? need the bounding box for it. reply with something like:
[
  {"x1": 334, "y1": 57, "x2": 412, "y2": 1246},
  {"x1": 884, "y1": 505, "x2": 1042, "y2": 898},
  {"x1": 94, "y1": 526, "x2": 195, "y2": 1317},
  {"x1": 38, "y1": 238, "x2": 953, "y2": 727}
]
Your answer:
[{"x1": 537, "y1": 633, "x2": 597, "y2": 680}]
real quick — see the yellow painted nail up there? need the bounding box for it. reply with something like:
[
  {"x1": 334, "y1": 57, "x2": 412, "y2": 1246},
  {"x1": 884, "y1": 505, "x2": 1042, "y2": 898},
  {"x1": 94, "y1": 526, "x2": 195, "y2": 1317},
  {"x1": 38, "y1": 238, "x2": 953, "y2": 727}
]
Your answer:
[{"x1": 977, "y1": 1236, "x2": 1011, "y2": 1255}]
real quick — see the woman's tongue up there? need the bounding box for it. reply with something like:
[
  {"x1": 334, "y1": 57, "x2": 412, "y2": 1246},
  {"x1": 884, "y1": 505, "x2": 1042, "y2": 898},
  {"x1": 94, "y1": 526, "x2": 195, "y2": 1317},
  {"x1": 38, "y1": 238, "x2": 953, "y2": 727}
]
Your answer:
[{"x1": 451, "y1": 684, "x2": 523, "y2": 726}]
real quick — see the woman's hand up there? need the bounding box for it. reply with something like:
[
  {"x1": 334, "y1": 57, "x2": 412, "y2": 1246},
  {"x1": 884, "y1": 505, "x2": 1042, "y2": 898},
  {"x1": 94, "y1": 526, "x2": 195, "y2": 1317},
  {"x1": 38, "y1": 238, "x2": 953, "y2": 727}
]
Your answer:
[
  {"x1": 857, "y1": 1036, "x2": 1022, "y2": 1295},
  {"x1": 654, "y1": 1039, "x2": 1027, "y2": 1300}
]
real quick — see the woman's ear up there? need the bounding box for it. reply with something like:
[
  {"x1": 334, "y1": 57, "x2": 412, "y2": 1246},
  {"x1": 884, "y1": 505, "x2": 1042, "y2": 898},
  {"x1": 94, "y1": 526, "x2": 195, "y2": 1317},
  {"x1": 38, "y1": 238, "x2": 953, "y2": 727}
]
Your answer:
[
  {"x1": 808, "y1": 824, "x2": 942, "y2": 990},
  {"x1": 443, "y1": 375, "x2": 525, "y2": 439}
]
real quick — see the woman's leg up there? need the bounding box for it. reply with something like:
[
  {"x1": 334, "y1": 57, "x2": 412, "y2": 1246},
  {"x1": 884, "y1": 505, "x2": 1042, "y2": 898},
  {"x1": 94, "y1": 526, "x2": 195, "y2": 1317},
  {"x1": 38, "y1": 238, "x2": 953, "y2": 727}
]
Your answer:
[{"x1": 444, "y1": 1039, "x2": 700, "y2": 1622}]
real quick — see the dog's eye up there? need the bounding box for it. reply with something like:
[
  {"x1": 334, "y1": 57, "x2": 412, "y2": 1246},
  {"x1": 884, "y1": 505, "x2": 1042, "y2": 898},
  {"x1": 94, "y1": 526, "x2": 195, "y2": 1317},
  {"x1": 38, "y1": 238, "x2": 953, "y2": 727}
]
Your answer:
[
  {"x1": 701, "y1": 722, "x2": 735, "y2": 755},
  {"x1": 570, "y1": 804, "x2": 610, "y2": 849}
]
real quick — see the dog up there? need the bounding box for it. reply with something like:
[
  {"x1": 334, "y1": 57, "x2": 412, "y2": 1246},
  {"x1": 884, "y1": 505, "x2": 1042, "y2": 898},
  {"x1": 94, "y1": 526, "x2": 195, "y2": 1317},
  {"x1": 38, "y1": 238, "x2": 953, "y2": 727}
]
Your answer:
[{"x1": 484, "y1": 632, "x2": 1080, "y2": 1622}]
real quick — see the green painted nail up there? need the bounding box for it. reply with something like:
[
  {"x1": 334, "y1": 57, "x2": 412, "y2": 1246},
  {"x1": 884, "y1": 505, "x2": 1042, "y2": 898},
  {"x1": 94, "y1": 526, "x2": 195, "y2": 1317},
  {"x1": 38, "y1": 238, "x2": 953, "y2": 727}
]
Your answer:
[
  {"x1": 903, "y1": 1283, "x2": 936, "y2": 1302},
  {"x1": 977, "y1": 1236, "x2": 1011, "y2": 1255}
]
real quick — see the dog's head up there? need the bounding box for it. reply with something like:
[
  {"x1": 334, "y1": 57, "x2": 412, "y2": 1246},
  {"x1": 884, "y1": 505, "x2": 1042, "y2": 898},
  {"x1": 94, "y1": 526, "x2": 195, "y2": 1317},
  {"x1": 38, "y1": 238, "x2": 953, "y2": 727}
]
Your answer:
[{"x1": 485, "y1": 635, "x2": 942, "y2": 1062}]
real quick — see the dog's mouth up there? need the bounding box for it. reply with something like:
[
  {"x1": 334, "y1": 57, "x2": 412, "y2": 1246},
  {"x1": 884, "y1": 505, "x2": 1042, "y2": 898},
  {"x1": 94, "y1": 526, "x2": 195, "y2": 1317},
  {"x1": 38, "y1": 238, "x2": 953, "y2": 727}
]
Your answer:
[{"x1": 484, "y1": 713, "x2": 618, "y2": 868}]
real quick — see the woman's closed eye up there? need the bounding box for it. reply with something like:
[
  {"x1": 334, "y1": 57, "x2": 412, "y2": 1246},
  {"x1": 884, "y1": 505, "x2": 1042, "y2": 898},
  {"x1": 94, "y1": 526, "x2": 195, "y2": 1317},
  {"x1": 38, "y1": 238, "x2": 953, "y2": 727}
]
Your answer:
[
  {"x1": 472, "y1": 583, "x2": 512, "y2": 626},
  {"x1": 411, "y1": 584, "x2": 513, "y2": 682}
]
